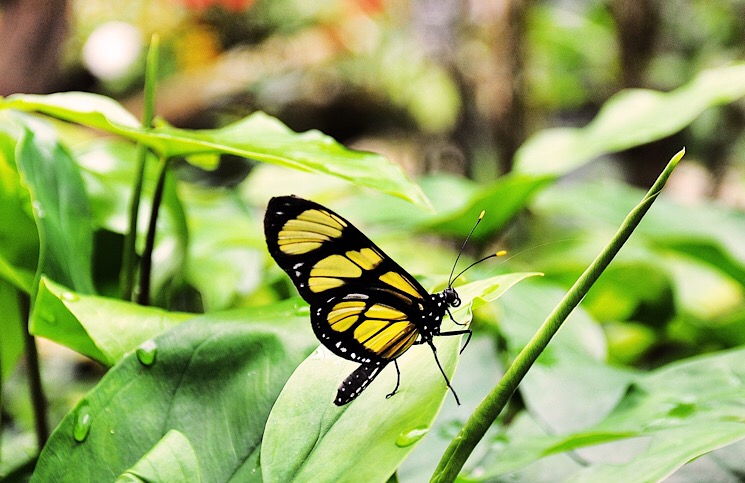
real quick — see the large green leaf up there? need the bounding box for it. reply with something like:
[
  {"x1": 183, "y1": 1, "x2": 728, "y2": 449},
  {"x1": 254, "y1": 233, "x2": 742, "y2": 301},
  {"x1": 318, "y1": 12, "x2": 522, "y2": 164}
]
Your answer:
[
  {"x1": 1, "y1": 93, "x2": 428, "y2": 207},
  {"x1": 31, "y1": 303, "x2": 316, "y2": 482},
  {"x1": 31, "y1": 277, "x2": 192, "y2": 366},
  {"x1": 261, "y1": 273, "x2": 538, "y2": 483},
  {"x1": 15, "y1": 122, "x2": 95, "y2": 293},
  {"x1": 515, "y1": 64, "x2": 745, "y2": 175},
  {"x1": 464, "y1": 346, "x2": 745, "y2": 482}
]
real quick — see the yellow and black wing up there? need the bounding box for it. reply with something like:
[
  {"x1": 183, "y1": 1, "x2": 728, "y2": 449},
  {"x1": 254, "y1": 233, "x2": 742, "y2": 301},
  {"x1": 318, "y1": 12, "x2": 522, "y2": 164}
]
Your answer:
[{"x1": 264, "y1": 196, "x2": 432, "y2": 403}]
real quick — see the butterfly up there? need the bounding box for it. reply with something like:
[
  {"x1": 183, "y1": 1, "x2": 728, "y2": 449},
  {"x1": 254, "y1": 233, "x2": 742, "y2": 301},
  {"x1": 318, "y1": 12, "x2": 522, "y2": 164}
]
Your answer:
[{"x1": 264, "y1": 195, "x2": 497, "y2": 406}]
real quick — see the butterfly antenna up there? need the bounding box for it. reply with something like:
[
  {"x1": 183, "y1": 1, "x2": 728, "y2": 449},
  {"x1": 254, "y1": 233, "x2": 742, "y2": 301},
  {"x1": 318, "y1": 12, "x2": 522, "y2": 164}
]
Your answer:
[
  {"x1": 448, "y1": 210, "x2": 486, "y2": 287},
  {"x1": 451, "y1": 250, "x2": 508, "y2": 284},
  {"x1": 427, "y1": 340, "x2": 460, "y2": 405}
]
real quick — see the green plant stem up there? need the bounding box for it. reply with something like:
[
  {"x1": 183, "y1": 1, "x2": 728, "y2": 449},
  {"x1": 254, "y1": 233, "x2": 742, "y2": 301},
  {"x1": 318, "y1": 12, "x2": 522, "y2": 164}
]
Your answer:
[
  {"x1": 121, "y1": 34, "x2": 159, "y2": 301},
  {"x1": 431, "y1": 148, "x2": 685, "y2": 483},
  {"x1": 19, "y1": 291, "x2": 49, "y2": 448},
  {"x1": 136, "y1": 155, "x2": 169, "y2": 306}
]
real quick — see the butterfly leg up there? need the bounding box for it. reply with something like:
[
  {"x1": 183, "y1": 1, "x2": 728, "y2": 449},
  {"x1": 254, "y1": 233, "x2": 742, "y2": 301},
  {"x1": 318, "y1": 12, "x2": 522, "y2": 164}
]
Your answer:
[
  {"x1": 438, "y1": 328, "x2": 473, "y2": 354},
  {"x1": 446, "y1": 307, "x2": 468, "y2": 327},
  {"x1": 426, "y1": 339, "x2": 461, "y2": 405},
  {"x1": 385, "y1": 360, "x2": 401, "y2": 399}
]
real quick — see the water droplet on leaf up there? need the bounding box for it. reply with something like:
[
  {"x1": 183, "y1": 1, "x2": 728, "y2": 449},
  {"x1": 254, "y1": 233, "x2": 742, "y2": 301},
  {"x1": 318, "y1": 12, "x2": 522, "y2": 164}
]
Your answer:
[
  {"x1": 395, "y1": 426, "x2": 429, "y2": 447},
  {"x1": 61, "y1": 291, "x2": 79, "y2": 302},
  {"x1": 136, "y1": 340, "x2": 158, "y2": 366},
  {"x1": 73, "y1": 404, "x2": 92, "y2": 442}
]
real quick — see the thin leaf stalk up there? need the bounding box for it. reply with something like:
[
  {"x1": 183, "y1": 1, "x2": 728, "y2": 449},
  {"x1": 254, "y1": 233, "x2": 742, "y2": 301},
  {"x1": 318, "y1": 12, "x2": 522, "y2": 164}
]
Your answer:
[
  {"x1": 431, "y1": 148, "x2": 685, "y2": 482},
  {"x1": 19, "y1": 291, "x2": 49, "y2": 449},
  {"x1": 121, "y1": 34, "x2": 159, "y2": 300},
  {"x1": 136, "y1": 155, "x2": 169, "y2": 306}
]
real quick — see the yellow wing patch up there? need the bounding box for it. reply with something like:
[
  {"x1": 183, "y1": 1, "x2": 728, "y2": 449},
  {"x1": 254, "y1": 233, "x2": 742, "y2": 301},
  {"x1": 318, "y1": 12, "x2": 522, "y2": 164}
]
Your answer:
[
  {"x1": 309, "y1": 255, "x2": 363, "y2": 293},
  {"x1": 365, "y1": 303, "x2": 407, "y2": 321},
  {"x1": 277, "y1": 209, "x2": 346, "y2": 255},
  {"x1": 353, "y1": 320, "x2": 389, "y2": 342},
  {"x1": 328, "y1": 300, "x2": 365, "y2": 332},
  {"x1": 298, "y1": 208, "x2": 346, "y2": 230},
  {"x1": 366, "y1": 324, "x2": 417, "y2": 358},
  {"x1": 308, "y1": 276, "x2": 345, "y2": 292},
  {"x1": 379, "y1": 271, "x2": 421, "y2": 298},
  {"x1": 311, "y1": 255, "x2": 362, "y2": 278},
  {"x1": 346, "y1": 248, "x2": 383, "y2": 270}
]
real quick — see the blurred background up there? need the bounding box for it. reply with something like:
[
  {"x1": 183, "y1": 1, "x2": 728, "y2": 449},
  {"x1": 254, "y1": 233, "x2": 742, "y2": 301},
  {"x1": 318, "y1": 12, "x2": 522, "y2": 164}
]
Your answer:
[
  {"x1": 5, "y1": 0, "x2": 745, "y2": 190},
  {"x1": 4, "y1": 0, "x2": 745, "y2": 480}
]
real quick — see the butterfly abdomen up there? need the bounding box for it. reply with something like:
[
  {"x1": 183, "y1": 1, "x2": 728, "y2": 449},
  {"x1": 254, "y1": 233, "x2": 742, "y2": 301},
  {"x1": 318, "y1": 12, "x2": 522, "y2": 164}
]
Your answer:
[{"x1": 335, "y1": 362, "x2": 387, "y2": 406}]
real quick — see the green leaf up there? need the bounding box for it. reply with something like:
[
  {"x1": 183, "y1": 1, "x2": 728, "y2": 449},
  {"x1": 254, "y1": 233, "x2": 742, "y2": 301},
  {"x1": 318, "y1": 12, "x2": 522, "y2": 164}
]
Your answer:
[
  {"x1": 465, "y1": 347, "x2": 745, "y2": 481},
  {"x1": 534, "y1": 179, "x2": 745, "y2": 292},
  {"x1": 15, "y1": 124, "x2": 95, "y2": 293},
  {"x1": 497, "y1": 281, "x2": 636, "y2": 434},
  {"x1": 2, "y1": 93, "x2": 429, "y2": 207},
  {"x1": 314, "y1": 172, "x2": 550, "y2": 241},
  {"x1": 424, "y1": 174, "x2": 554, "y2": 241},
  {"x1": 31, "y1": 304, "x2": 316, "y2": 482},
  {"x1": 2, "y1": 92, "x2": 140, "y2": 128},
  {"x1": 0, "y1": 121, "x2": 39, "y2": 292},
  {"x1": 180, "y1": 184, "x2": 262, "y2": 311},
  {"x1": 0, "y1": 280, "x2": 25, "y2": 380},
  {"x1": 261, "y1": 273, "x2": 538, "y2": 483},
  {"x1": 30, "y1": 277, "x2": 192, "y2": 366},
  {"x1": 117, "y1": 430, "x2": 201, "y2": 483},
  {"x1": 515, "y1": 63, "x2": 745, "y2": 175}
]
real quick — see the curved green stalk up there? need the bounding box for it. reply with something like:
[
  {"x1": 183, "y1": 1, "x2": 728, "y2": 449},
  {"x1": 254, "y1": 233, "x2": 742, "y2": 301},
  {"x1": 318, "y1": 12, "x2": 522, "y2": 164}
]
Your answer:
[
  {"x1": 431, "y1": 149, "x2": 685, "y2": 482},
  {"x1": 136, "y1": 155, "x2": 169, "y2": 306},
  {"x1": 121, "y1": 34, "x2": 159, "y2": 301}
]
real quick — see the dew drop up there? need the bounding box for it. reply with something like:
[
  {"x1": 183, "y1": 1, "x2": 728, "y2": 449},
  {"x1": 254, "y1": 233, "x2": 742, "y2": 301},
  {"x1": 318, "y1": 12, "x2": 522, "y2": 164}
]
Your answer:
[
  {"x1": 31, "y1": 200, "x2": 46, "y2": 219},
  {"x1": 61, "y1": 291, "x2": 80, "y2": 302},
  {"x1": 73, "y1": 404, "x2": 92, "y2": 442},
  {"x1": 395, "y1": 426, "x2": 429, "y2": 447},
  {"x1": 136, "y1": 339, "x2": 158, "y2": 366}
]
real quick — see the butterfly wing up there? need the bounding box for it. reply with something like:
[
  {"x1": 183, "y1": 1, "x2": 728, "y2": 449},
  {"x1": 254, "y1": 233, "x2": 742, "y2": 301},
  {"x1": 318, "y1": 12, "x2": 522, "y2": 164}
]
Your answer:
[
  {"x1": 264, "y1": 195, "x2": 430, "y2": 303},
  {"x1": 264, "y1": 196, "x2": 430, "y2": 360},
  {"x1": 264, "y1": 195, "x2": 436, "y2": 404}
]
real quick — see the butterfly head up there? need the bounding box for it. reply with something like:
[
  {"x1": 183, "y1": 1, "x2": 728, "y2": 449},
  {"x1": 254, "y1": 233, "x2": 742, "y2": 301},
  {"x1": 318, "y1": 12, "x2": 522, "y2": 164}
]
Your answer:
[{"x1": 443, "y1": 287, "x2": 461, "y2": 308}]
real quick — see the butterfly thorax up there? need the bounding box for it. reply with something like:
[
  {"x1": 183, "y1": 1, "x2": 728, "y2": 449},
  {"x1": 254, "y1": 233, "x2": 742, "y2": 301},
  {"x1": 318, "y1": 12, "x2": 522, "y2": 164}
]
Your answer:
[{"x1": 419, "y1": 287, "x2": 461, "y2": 342}]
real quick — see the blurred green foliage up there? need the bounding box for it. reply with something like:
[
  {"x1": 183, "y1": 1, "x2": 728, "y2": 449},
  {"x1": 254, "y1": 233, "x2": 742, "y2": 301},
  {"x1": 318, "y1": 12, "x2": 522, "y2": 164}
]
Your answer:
[{"x1": 1, "y1": 1, "x2": 745, "y2": 481}]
